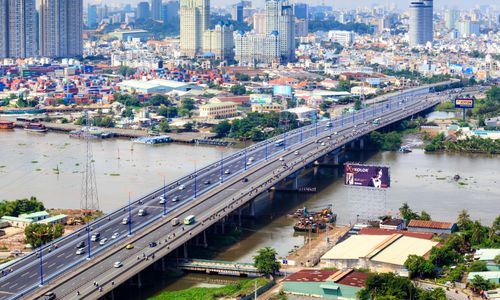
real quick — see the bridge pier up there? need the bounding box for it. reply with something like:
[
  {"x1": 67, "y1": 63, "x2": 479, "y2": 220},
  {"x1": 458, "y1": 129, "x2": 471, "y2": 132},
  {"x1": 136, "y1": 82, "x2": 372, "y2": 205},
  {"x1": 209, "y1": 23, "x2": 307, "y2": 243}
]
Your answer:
[
  {"x1": 203, "y1": 230, "x2": 208, "y2": 248},
  {"x1": 359, "y1": 138, "x2": 365, "y2": 149},
  {"x1": 183, "y1": 243, "x2": 188, "y2": 259},
  {"x1": 248, "y1": 199, "x2": 255, "y2": 217},
  {"x1": 238, "y1": 208, "x2": 242, "y2": 227},
  {"x1": 221, "y1": 218, "x2": 225, "y2": 234}
]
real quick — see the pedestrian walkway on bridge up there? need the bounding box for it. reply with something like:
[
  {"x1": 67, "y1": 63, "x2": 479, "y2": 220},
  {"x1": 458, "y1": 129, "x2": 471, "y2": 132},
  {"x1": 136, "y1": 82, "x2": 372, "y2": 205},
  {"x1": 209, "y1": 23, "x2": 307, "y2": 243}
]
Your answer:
[{"x1": 174, "y1": 259, "x2": 262, "y2": 276}]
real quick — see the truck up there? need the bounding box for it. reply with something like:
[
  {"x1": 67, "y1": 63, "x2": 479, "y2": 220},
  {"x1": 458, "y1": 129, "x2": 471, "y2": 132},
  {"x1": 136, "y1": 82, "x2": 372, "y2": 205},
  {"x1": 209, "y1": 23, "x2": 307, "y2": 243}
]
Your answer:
[{"x1": 183, "y1": 215, "x2": 195, "y2": 225}]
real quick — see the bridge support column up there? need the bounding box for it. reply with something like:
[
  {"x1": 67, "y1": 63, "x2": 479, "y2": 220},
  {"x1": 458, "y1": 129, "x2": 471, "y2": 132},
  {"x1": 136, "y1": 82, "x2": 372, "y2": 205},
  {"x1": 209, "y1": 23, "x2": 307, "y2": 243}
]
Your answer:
[
  {"x1": 294, "y1": 176, "x2": 299, "y2": 189},
  {"x1": 350, "y1": 141, "x2": 356, "y2": 149},
  {"x1": 203, "y1": 230, "x2": 208, "y2": 248},
  {"x1": 137, "y1": 273, "x2": 142, "y2": 288},
  {"x1": 221, "y1": 218, "x2": 225, "y2": 234},
  {"x1": 183, "y1": 243, "x2": 188, "y2": 259},
  {"x1": 238, "y1": 208, "x2": 242, "y2": 227},
  {"x1": 162, "y1": 257, "x2": 166, "y2": 272},
  {"x1": 248, "y1": 200, "x2": 255, "y2": 217},
  {"x1": 359, "y1": 138, "x2": 365, "y2": 149},
  {"x1": 111, "y1": 290, "x2": 115, "y2": 300}
]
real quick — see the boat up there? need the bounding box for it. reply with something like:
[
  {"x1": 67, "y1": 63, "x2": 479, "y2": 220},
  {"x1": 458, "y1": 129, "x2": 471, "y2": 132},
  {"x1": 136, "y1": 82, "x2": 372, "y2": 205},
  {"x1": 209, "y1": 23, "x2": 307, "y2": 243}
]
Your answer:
[
  {"x1": 0, "y1": 120, "x2": 14, "y2": 129},
  {"x1": 133, "y1": 135, "x2": 171, "y2": 145},
  {"x1": 24, "y1": 122, "x2": 47, "y2": 133},
  {"x1": 399, "y1": 146, "x2": 412, "y2": 153},
  {"x1": 69, "y1": 127, "x2": 114, "y2": 139},
  {"x1": 291, "y1": 206, "x2": 337, "y2": 232}
]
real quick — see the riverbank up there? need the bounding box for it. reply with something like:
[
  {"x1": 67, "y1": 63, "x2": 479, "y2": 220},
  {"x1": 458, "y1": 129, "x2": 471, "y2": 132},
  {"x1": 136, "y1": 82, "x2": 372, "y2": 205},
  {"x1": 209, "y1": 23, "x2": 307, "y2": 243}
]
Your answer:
[{"x1": 149, "y1": 277, "x2": 271, "y2": 300}]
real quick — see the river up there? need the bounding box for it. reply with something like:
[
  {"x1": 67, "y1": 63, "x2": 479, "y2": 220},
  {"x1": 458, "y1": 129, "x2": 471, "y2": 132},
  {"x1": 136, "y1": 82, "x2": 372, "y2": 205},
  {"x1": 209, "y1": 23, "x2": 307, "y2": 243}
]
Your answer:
[{"x1": 1, "y1": 129, "x2": 499, "y2": 295}]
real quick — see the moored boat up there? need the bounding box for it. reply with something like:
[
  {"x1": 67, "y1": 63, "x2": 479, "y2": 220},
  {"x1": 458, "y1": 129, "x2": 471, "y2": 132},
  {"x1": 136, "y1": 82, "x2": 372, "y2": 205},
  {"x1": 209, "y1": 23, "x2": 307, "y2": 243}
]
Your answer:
[
  {"x1": 0, "y1": 120, "x2": 14, "y2": 129},
  {"x1": 24, "y1": 122, "x2": 47, "y2": 133}
]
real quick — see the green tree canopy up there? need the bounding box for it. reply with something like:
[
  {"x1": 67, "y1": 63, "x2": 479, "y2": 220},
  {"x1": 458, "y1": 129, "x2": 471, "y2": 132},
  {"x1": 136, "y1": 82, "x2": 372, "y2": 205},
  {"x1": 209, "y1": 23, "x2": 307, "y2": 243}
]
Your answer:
[
  {"x1": 181, "y1": 98, "x2": 196, "y2": 111},
  {"x1": 253, "y1": 247, "x2": 281, "y2": 276},
  {"x1": 146, "y1": 94, "x2": 171, "y2": 107},
  {"x1": 230, "y1": 84, "x2": 247, "y2": 95},
  {"x1": 469, "y1": 275, "x2": 495, "y2": 292},
  {"x1": 25, "y1": 223, "x2": 64, "y2": 248},
  {"x1": 0, "y1": 197, "x2": 45, "y2": 218},
  {"x1": 214, "y1": 120, "x2": 231, "y2": 137},
  {"x1": 404, "y1": 255, "x2": 435, "y2": 279}
]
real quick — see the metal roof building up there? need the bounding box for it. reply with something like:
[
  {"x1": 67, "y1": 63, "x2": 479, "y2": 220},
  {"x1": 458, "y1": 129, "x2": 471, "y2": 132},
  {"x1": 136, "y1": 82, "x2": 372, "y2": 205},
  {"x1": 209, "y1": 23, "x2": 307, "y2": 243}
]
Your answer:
[
  {"x1": 118, "y1": 79, "x2": 202, "y2": 94},
  {"x1": 320, "y1": 233, "x2": 439, "y2": 274}
]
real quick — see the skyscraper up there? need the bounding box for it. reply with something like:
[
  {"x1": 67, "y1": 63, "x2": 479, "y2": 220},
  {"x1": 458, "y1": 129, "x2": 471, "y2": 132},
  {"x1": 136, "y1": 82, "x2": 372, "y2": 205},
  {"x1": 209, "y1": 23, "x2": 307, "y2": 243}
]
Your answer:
[
  {"x1": 231, "y1": 2, "x2": 243, "y2": 23},
  {"x1": 151, "y1": 0, "x2": 162, "y2": 21},
  {"x1": 0, "y1": 0, "x2": 37, "y2": 58},
  {"x1": 444, "y1": 9, "x2": 459, "y2": 30},
  {"x1": 409, "y1": 0, "x2": 433, "y2": 47},
  {"x1": 180, "y1": 0, "x2": 209, "y2": 57},
  {"x1": 86, "y1": 4, "x2": 98, "y2": 28},
  {"x1": 162, "y1": 1, "x2": 180, "y2": 26},
  {"x1": 137, "y1": 2, "x2": 150, "y2": 20},
  {"x1": 265, "y1": 0, "x2": 295, "y2": 62},
  {"x1": 39, "y1": 0, "x2": 83, "y2": 58},
  {"x1": 293, "y1": 3, "x2": 308, "y2": 20}
]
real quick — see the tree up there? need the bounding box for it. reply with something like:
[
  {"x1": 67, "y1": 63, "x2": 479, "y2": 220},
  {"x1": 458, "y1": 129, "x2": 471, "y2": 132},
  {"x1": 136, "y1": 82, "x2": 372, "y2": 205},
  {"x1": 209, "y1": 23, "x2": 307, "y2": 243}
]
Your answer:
[
  {"x1": 158, "y1": 120, "x2": 170, "y2": 132},
  {"x1": 178, "y1": 107, "x2": 191, "y2": 117},
  {"x1": 354, "y1": 99, "x2": 363, "y2": 110},
  {"x1": 213, "y1": 120, "x2": 231, "y2": 137},
  {"x1": 181, "y1": 98, "x2": 196, "y2": 111},
  {"x1": 468, "y1": 261, "x2": 487, "y2": 272},
  {"x1": 469, "y1": 275, "x2": 494, "y2": 293},
  {"x1": 146, "y1": 94, "x2": 171, "y2": 107},
  {"x1": 494, "y1": 254, "x2": 500, "y2": 265},
  {"x1": 25, "y1": 223, "x2": 64, "y2": 248},
  {"x1": 230, "y1": 84, "x2": 246, "y2": 95},
  {"x1": 457, "y1": 209, "x2": 473, "y2": 231},
  {"x1": 418, "y1": 287, "x2": 447, "y2": 300},
  {"x1": 253, "y1": 247, "x2": 281, "y2": 276},
  {"x1": 0, "y1": 197, "x2": 45, "y2": 218},
  {"x1": 420, "y1": 211, "x2": 431, "y2": 221},
  {"x1": 404, "y1": 255, "x2": 435, "y2": 279},
  {"x1": 183, "y1": 122, "x2": 194, "y2": 132},
  {"x1": 121, "y1": 107, "x2": 134, "y2": 118},
  {"x1": 157, "y1": 106, "x2": 178, "y2": 118},
  {"x1": 357, "y1": 273, "x2": 418, "y2": 300},
  {"x1": 429, "y1": 245, "x2": 462, "y2": 267},
  {"x1": 399, "y1": 202, "x2": 419, "y2": 223}
]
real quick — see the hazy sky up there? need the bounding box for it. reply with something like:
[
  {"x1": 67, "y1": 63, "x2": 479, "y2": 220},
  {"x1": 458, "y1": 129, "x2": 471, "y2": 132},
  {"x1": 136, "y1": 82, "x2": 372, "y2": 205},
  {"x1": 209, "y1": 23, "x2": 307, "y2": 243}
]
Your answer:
[{"x1": 90, "y1": 0, "x2": 499, "y2": 10}]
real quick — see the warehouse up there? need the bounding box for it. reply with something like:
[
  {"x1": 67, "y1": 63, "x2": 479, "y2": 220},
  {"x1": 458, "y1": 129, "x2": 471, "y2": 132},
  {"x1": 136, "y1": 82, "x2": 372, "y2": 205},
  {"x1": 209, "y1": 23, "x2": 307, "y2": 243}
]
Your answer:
[{"x1": 320, "y1": 233, "x2": 438, "y2": 274}]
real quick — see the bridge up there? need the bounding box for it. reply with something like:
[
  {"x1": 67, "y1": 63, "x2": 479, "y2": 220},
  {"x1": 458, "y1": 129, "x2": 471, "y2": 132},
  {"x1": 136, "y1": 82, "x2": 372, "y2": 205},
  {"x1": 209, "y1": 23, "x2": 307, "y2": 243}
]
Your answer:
[
  {"x1": 0, "y1": 81, "x2": 458, "y2": 300},
  {"x1": 174, "y1": 259, "x2": 262, "y2": 277}
]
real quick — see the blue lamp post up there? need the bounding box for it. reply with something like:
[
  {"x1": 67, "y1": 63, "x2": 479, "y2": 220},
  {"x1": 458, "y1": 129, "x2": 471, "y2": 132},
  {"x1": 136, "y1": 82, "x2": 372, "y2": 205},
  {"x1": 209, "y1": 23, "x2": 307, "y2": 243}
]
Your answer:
[
  {"x1": 194, "y1": 164, "x2": 198, "y2": 198},
  {"x1": 163, "y1": 177, "x2": 166, "y2": 216},
  {"x1": 128, "y1": 192, "x2": 132, "y2": 236},
  {"x1": 87, "y1": 224, "x2": 91, "y2": 259},
  {"x1": 220, "y1": 152, "x2": 224, "y2": 183}
]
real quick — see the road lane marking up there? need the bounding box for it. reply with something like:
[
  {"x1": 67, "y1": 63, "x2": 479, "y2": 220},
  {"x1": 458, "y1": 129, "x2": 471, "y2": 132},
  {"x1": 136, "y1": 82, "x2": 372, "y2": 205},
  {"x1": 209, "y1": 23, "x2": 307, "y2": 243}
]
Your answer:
[{"x1": 29, "y1": 272, "x2": 37, "y2": 279}]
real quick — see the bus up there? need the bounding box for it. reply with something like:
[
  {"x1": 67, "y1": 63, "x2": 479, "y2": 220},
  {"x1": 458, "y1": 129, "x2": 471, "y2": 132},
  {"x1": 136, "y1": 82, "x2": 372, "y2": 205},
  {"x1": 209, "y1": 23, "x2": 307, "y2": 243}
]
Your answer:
[
  {"x1": 183, "y1": 215, "x2": 196, "y2": 225},
  {"x1": 275, "y1": 139, "x2": 284, "y2": 147}
]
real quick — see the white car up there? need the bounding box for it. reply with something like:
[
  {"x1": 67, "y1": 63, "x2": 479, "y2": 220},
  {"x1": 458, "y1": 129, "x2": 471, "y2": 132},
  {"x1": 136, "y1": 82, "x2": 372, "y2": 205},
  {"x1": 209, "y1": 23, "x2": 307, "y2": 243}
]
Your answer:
[
  {"x1": 279, "y1": 157, "x2": 284, "y2": 161},
  {"x1": 294, "y1": 151, "x2": 299, "y2": 155},
  {"x1": 224, "y1": 170, "x2": 231, "y2": 175},
  {"x1": 99, "y1": 238, "x2": 108, "y2": 246},
  {"x1": 111, "y1": 232, "x2": 119, "y2": 239},
  {"x1": 178, "y1": 184, "x2": 185, "y2": 190},
  {"x1": 76, "y1": 248, "x2": 85, "y2": 255},
  {"x1": 113, "y1": 261, "x2": 123, "y2": 268},
  {"x1": 159, "y1": 195, "x2": 166, "y2": 204}
]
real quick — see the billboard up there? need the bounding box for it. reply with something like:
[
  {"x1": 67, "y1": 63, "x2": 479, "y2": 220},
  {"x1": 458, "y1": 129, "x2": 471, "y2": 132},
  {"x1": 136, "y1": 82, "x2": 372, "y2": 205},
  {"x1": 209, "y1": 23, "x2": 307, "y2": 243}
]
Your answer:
[
  {"x1": 250, "y1": 94, "x2": 273, "y2": 105},
  {"x1": 273, "y1": 85, "x2": 292, "y2": 96},
  {"x1": 344, "y1": 163, "x2": 390, "y2": 189},
  {"x1": 454, "y1": 98, "x2": 474, "y2": 109}
]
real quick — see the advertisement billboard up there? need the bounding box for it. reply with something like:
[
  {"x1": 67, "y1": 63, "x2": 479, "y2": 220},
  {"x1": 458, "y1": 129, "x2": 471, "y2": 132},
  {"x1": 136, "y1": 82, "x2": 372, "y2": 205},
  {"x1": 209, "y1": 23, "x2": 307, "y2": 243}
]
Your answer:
[
  {"x1": 250, "y1": 94, "x2": 273, "y2": 105},
  {"x1": 273, "y1": 85, "x2": 292, "y2": 96},
  {"x1": 454, "y1": 98, "x2": 474, "y2": 109},
  {"x1": 344, "y1": 163, "x2": 390, "y2": 189}
]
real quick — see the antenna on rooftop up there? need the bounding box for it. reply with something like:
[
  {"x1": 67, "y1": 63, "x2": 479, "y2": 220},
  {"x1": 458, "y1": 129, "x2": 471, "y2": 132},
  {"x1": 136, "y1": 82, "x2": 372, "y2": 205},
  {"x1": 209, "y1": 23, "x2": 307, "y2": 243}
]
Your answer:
[{"x1": 80, "y1": 111, "x2": 100, "y2": 215}]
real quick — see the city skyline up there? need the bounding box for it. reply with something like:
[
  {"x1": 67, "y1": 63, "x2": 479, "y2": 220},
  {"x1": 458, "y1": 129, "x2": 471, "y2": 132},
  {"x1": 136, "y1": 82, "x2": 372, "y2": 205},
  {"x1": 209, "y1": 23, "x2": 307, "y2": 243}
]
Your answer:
[{"x1": 85, "y1": 0, "x2": 500, "y2": 10}]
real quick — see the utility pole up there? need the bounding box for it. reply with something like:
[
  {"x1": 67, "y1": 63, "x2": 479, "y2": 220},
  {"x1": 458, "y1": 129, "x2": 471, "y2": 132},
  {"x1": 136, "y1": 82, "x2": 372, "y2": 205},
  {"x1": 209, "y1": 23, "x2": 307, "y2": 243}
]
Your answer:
[{"x1": 33, "y1": 231, "x2": 50, "y2": 286}]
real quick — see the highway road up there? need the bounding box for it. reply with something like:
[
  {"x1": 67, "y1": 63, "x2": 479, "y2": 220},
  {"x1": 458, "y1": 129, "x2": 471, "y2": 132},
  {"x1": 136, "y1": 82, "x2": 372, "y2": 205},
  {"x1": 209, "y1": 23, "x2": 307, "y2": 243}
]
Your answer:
[{"x1": 0, "y1": 83, "x2": 450, "y2": 300}]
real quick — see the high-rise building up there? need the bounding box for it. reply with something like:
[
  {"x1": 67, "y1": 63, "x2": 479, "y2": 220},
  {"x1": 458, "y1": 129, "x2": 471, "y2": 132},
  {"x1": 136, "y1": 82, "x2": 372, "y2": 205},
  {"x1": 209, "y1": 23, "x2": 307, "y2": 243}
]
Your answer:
[
  {"x1": 0, "y1": 0, "x2": 37, "y2": 58},
  {"x1": 137, "y1": 2, "x2": 150, "y2": 20},
  {"x1": 203, "y1": 23, "x2": 234, "y2": 60},
  {"x1": 231, "y1": 2, "x2": 243, "y2": 23},
  {"x1": 253, "y1": 12, "x2": 266, "y2": 34},
  {"x1": 234, "y1": 31, "x2": 279, "y2": 65},
  {"x1": 39, "y1": 0, "x2": 83, "y2": 58},
  {"x1": 293, "y1": 3, "x2": 308, "y2": 20},
  {"x1": 444, "y1": 9, "x2": 459, "y2": 30},
  {"x1": 151, "y1": 0, "x2": 162, "y2": 21},
  {"x1": 408, "y1": 0, "x2": 433, "y2": 47},
  {"x1": 265, "y1": 0, "x2": 295, "y2": 62},
  {"x1": 86, "y1": 4, "x2": 98, "y2": 28},
  {"x1": 328, "y1": 30, "x2": 355, "y2": 46},
  {"x1": 180, "y1": 0, "x2": 209, "y2": 57},
  {"x1": 458, "y1": 19, "x2": 480, "y2": 37},
  {"x1": 162, "y1": 0, "x2": 180, "y2": 25}
]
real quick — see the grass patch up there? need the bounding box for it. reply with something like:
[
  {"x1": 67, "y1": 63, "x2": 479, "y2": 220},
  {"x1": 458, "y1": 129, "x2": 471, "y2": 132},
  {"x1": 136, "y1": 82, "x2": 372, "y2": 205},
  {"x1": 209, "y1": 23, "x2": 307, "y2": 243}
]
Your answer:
[
  {"x1": 149, "y1": 278, "x2": 270, "y2": 300},
  {"x1": 0, "y1": 166, "x2": 5, "y2": 168},
  {"x1": 436, "y1": 177, "x2": 446, "y2": 180},
  {"x1": 109, "y1": 173, "x2": 120, "y2": 176},
  {"x1": 35, "y1": 168, "x2": 42, "y2": 171},
  {"x1": 31, "y1": 160, "x2": 38, "y2": 163},
  {"x1": 458, "y1": 182, "x2": 468, "y2": 186}
]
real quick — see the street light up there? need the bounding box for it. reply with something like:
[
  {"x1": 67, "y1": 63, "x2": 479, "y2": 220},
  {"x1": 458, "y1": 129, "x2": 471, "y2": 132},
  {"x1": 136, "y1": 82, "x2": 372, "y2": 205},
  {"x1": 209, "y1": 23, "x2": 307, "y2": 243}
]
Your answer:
[
  {"x1": 128, "y1": 192, "x2": 132, "y2": 236},
  {"x1": 220, "y1": 152, "x2": 224, "y2": 184},
  {"x1": 244, "y1": 138, "x2": 247, "y2": 170},
  {"x1": 32, "y1": 231, "x2": 50, "y2": 286},
  {"x1": 163, "y1": 176, "x2": 167, "y2": 216},
  {"x1": 194, "y1": 163, "x2": 198, "y2": 198},
  {"x1": 86, "y1": 224, "x2": 91, "y2": 259}
]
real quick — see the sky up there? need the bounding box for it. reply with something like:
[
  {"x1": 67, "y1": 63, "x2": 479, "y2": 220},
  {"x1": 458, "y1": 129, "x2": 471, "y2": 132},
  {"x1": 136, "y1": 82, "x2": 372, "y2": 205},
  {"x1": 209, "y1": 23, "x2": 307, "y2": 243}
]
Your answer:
[{"x1": 92, "y1": 0, "x2": 499, "y2": 10}]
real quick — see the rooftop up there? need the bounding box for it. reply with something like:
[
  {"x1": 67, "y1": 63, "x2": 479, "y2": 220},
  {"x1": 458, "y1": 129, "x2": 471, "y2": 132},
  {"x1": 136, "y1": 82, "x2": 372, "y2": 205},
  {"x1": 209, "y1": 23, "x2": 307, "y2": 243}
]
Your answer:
[
  {"x1": 407, "y1": 220, "x2": 455, "y2": 230},
  {"x1": 284, "y1": 269, "x2": 368, "y2": 288},
  {"x1": 19, "y1": 211, "x2": 49, "y2": 219},
  {"x1": 37, "y1": 214, "x2": 67, "y2": 224},
  {"x1": 474, "y1": 249, "x2": 500, "y2": 262},
  {"x1": 322, "y1": 234, "x2": 439, "y2": 266},
  {"x1": 359, "y1": 228, "x2": 434, "y2": 240}
]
